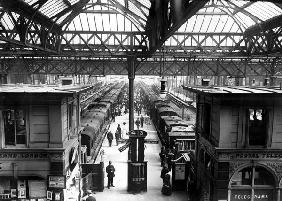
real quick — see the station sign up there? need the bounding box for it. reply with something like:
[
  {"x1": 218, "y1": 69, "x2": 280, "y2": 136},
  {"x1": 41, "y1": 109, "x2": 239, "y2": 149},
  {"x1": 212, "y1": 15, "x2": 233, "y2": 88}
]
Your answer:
[
  {"x1": 118, "y1": 142, "x2": 131, "y2": 152},
  {"x1": 129, "y1": 130, "x2": 147, "y2": 137}
]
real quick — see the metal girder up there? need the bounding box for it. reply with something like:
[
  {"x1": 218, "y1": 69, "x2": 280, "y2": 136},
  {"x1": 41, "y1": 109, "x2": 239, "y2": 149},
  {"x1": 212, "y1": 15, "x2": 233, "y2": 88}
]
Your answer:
[
  {"x1": 146, "y1": 0, "x2": 208, "y2": 54},
  {"x1": 1, "y1": 0, "x2": 61, "y2": 33},
  {"x1": 0, "y1": 30, "x2": 148, "y2": 57},
  {"x1": 238, "y1": 14, "x2": 282, "y2": 56},
  {"x1": 244, "y1": 14, "x2": 282, "y2": 36},
  {"x1": 1, "y1": 57, "x2": 281, "y2": 77},
  {"x1": 0, "y1": 10, "x2": 61, "y2": 53}
]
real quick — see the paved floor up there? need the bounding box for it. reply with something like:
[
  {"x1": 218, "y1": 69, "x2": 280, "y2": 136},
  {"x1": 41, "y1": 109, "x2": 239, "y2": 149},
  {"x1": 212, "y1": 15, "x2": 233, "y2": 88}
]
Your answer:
[{"x1": 94, "y1": 112, "x2": 188, "y2": 201}]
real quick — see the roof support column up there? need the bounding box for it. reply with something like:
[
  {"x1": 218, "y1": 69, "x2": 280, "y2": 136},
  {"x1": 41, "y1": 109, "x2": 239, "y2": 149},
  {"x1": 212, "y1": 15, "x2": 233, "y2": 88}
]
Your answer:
[
  {"x1": 127, "y1": 56, "x2": 136, "y2": 132},
  {"x1": 127, "y1": 56, "x2": 136, "y2": 161}
]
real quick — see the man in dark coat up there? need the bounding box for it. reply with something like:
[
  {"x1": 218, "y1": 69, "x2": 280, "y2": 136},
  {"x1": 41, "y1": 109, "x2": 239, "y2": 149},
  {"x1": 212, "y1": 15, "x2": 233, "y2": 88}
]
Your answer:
[
  {"x1": 107, "y1": 131, "x2": 113, "y2": 147},
  {"x1": 106, "y1": 161, "x2": 115, "y2": 189},
  {"x1": 140, "y1": 115, "x2": 144, "y2": 128},
  {"x1": 117, "y1": 124, "x2": 121, "y2": 139},
  {"x1": 115, "y1": 130, "x2": 119, "y2": 145}
]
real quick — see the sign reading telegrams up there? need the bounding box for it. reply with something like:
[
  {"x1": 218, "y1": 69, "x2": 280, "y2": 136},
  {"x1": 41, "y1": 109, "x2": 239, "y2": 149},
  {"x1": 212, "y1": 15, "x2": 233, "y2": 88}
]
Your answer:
[{"x1": 219, "y1": 152, "x2": 282, "y2": 161}]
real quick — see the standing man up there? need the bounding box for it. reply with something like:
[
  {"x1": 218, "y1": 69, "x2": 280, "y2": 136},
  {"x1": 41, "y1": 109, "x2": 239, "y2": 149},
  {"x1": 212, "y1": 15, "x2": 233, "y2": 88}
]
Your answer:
[
  {"x1": 115, "y1": 130, "x2": 119, "y2": 145},
  {"x1": 140, "y1": 115, "x2": 144, "y2": 128},
  {"x1": 107, "y1": 131, "x2": 113, "y2": 147},
  {"x1": 106, "y1": 161, "x2": 115, "y2": 189},
  {"x1": 117, "y1": 124, "x2": 121, "y2": 139},
  {"x1": 135, "y1": 117, "x2": 141, "y2": 130}
]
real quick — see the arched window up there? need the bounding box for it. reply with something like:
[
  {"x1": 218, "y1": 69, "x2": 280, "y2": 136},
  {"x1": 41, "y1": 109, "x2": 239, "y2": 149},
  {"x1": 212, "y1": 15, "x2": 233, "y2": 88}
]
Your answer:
[{"x1": 230, "y1": 165, "x2": 276, "y2": 201}]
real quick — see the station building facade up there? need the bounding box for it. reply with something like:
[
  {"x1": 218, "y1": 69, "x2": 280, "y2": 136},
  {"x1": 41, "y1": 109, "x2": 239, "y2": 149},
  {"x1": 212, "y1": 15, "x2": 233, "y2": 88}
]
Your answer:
[
  {"x1": 183, "y1": 86, "x2": 282, "y2": 201},
  {"x1": 0, "y1": 85, "x2": 87, "y2": 201}
]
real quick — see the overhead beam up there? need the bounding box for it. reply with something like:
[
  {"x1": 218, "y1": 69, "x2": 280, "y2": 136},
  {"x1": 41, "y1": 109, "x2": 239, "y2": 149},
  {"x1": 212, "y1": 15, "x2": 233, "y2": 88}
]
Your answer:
[
  {"x1": 146, "y1": 0, "x2": 208, "y2": 55},
  {"x1": 1, "y1": 0, "x2": 62, "y2": 33},
  {"x1": 0, "y1": 57, "x2": 280, "y2": 77},
  {"x1": 244, "y1": 14, "x2": 282, "y2": 36}
]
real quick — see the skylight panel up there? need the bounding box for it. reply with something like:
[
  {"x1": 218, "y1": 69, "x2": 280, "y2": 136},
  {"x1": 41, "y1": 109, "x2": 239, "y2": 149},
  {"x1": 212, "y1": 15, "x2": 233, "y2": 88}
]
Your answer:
[
  {"x1": 115, "y1": 0, "x2": 125, "y2": 7},
  {"x1": 40, "y1": 0, "x2": 68, "y2": 18},
  {"x1": 80, "y1": 14, "x2": 89, "y2": 31},
  {"x1": 234, "y1": 12, "x2": 255, "y2": 30},
  {"x1": 94, "y1": 14, "x2": 103, "y2": 31},
  {"x1": 1, "y1": 13, "x2": 14, "y2": 30},
  {"x1": 137, "y1": 0, "x2": 151, "y2": 9},
  {"x1": 56, "y1": 11, "x2": 72, "y2": 24},
  {"x1": 86, "y1": 13, "x2": 95, "y2": 31},
  {"x1": 68, "y1": 0, "x2": 80, "y2": 5},
  {"x1": 208, "y1": 15, "x2": 220, "y2": 33},
  {"x1": 109, "y1": 14, "x2": 118, "y2": 31},
  {"x1": 193, "y1": 15, "x2": 204, "y2": 32},
  {"x1": 229, "y1": 0, "x2": 249, "y2": 7},
  {"x1": 246, "y1": 2, "x2": 282, "y2": 21},
  {"x1": 23, "y1": 0, "x2": 38, "y2": 6},
  {"x1": 72, "y1": 16, "x2": 82, "y2": 30},
  {"x1": 102, "y1": 15, "x2": 111, "y2": 31},
  {"x1": 116, "y1": 15, "x2": 125, "y2": 31},
  {"x1": 128, "y1": 1, "x2": 145, "y2": 21}
]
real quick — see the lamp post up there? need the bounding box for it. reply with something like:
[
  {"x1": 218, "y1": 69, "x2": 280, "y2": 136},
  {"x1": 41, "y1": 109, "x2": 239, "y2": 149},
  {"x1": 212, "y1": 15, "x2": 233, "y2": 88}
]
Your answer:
[{"x1": 76, "y1": 93, "x2": 82, "y2": 201}]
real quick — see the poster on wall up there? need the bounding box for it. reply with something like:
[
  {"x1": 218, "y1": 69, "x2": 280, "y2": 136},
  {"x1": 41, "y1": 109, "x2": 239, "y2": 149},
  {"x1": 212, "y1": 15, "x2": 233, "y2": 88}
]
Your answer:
[
  {"x1": 28, "y1": 181, "x2": 47, "y2": 198},
  {"x1": 17, "y1": 180, "x2": 26, "y2": 199},
  {"x1": 55, "y1": 192, "x2": 60, "y2": 201},
  {"x1": 10, "y1": 189, "x2": 17, "y2": 198},
  {"x1": 48, "y1": 175, "x2": 66, "y2": 189},
  {"x1": 175, "y1": 163, "x2": 185, "y2": 180},
  {"x1": 47, "y1": 191, "x2": 52, "y2": 200}
]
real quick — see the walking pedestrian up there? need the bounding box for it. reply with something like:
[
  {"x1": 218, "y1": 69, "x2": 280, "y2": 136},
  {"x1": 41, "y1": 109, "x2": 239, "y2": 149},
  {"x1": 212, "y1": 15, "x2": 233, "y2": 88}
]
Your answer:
[
  {"x1": 107, "y1": 131, "x2": 113, "y2": 147},
  {"x1": 106, "y1": 161, "x2": 115, "y2": 189},
  {"x1": 115, "y1": 130, "x2": 119, "y2": 145},
  {"x1": 140, "y1": 115, "x2": 144, "y2": 128},
  {"x1": 135, "y1": 117, "x2": 140, "y2": 130},
  {"x1": 117, "y1": 124, "x2": 121, "y2": 139}
]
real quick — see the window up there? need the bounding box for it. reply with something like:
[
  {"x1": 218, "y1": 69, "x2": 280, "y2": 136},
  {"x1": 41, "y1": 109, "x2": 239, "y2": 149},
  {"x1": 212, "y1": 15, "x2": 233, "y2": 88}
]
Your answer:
[
  {"x1": 176, "y1": 139, "x2": 195, "y2": 151},
  {"x1": 247, "y1": 108, "x2": 268, "y2": 146},
  {"x1": 68, "y1": 103, "x2": 73, "y2": 129},
  {"x1": 230, "y1": 166, "x2": 275, "y2": 201},
  {"x1": 3, "y1": 109, "x2": 26, "y2": 145},
  {"x1": 198, "y1": 103, "x2": 211, "y2": 139}
]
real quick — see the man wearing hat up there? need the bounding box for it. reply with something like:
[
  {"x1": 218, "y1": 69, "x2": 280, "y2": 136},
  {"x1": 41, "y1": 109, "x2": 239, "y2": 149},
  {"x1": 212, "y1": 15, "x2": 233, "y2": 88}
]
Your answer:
[
  {"x1": 85, "y1": 190, "x2": 96, "y2": 201},
  {"x1": 106, "y1": 161, "x2": 116, "y2": 189}
]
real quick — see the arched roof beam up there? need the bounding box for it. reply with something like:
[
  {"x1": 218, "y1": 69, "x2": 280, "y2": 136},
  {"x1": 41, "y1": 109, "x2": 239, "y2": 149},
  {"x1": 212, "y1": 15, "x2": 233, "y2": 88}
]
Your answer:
[
  {"x1": 55, "y1": 0, "x2": 91, "y2": 26},
  {"x1": 244, "y1": 14, "x2": 282, "y2": 36},
  {"x1": 1, "y1": 0, "x2": 61, "y2": 33},
  {"x1": 63, "y1": 3, "x2": 143, "y2": 32}
]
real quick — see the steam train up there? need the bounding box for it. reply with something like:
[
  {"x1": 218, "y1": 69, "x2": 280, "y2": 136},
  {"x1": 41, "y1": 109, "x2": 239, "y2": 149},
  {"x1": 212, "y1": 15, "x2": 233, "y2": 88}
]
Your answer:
[
  {"x1": 80, "y1": 81, "x2": 126, "y2": 160},
  {"x1": 140, "y1": 82, "x2": 195, "y2": 152}
]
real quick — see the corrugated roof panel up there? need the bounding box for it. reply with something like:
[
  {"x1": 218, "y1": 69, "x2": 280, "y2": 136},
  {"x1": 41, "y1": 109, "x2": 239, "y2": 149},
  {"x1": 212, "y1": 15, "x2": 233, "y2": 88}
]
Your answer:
[
  {"x1": 22, "y1": 0, "x2": 38, "y2": 6},
  {"x1": 245, "y1": 2, "x2": 282, "y2": 21},
  {"x1": 39, "y1": 0, "x2": 68, "y2": 18}
]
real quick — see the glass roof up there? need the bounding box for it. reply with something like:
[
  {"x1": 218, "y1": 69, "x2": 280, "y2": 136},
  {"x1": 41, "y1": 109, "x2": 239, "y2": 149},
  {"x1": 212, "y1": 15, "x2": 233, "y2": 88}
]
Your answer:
[
  {"x1": 64, "y1": 0, "x2": 151, "y2": 31},
  {"x1": 22, "y1": 0, "x2": 80, "y2": 24},
  {"x1": 1, "y1": 0, "x2": 282, "y2": 56},
  {"x1": 164, "y1": 0, "x2": 282, "y2": 50}
]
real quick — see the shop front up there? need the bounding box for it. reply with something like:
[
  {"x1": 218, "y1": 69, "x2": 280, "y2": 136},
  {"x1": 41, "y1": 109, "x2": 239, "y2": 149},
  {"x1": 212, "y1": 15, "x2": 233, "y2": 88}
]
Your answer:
[
  {"x1": 229, "y1": 165, "x2": 276, "y2": 201},
  {"x1": 0, "y1": 175, "x2": 47, "y2": 201}
]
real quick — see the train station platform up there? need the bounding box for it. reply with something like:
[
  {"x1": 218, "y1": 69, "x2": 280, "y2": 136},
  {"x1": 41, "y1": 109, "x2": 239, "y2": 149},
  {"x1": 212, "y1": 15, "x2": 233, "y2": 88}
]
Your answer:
[{"x1": 93, "y1": 111, "x2": 188, "y2": 201}]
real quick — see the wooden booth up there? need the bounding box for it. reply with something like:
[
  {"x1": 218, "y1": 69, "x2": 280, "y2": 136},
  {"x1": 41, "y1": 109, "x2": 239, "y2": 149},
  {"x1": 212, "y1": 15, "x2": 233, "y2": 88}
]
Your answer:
[
  {"x1": 183, "y1": 85, "x2": 282, "y2": 201},
  {"x1": 0, "y1": 85, "x2": 92, "y2": 201}
]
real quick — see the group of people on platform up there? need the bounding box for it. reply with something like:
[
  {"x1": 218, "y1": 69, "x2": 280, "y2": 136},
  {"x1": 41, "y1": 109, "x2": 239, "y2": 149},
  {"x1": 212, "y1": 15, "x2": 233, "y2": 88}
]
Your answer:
[
  {"x1": 159, "y1": 144, "x2": 178, "y2": 196},
  {"x1": 106, "y1": 124, "x2": 122, "y2": 147}
]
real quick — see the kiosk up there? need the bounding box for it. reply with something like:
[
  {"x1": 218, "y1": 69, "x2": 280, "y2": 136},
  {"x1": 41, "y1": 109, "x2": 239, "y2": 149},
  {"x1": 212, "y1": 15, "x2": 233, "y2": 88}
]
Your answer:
[{"x1": 127, "y1": 130, "x2": 147, "y2": 192}]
